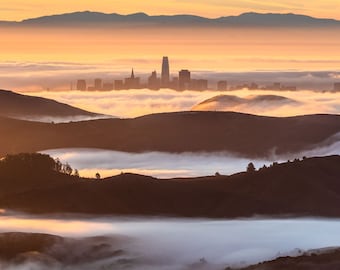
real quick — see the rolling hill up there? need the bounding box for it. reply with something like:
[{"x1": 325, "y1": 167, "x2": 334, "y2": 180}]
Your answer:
[
  {"x1": 0, "y1": 154, "x2": 339, "y2": 217},
  {"x1": 192, "y1": 94, "x2": 299, "y2": 112},
  {"x1": 0, "y1": 89, "x2": 102, "y2": 121},
  {"x1": 0, "y1": 111, "x2": 339, "y2": 157},
  {"x1": 238, "y1": 248, "x2": 340, "y2": 270}
]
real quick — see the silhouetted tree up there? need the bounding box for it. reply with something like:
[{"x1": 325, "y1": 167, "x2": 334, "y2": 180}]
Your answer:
[
  {"x1": 74, "y1": 169, "x2": 79, "y2": 178},
  {"x1": 271, "y1": 162, "x2": 278, "y2": 167},
  {"x1": 95, "y1": 172, "x2": 101, "y2": 180},
  {"x1": 54, "y1": 158, "x2": 62, "y2": 172},
  {"x1": 247, "y1": 162, "x2": 256, "y2": 173},
  {"x1": 259, "y1": 165, "x2": 267, "y2": 171},
  {"x1": 62, "y1": 163, "x2": 73, "y2": 175}
]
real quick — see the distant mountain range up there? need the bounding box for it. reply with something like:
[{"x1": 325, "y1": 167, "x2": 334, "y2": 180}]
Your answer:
[{"x1": 1, "y1": 11, "x2": 339, "y2": 27}]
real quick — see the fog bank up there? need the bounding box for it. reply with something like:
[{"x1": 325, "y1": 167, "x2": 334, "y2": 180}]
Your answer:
[
  {"x1": 42, "y1": 134, "x2": 340, "y2": 178},
  {"x1": 27, "y1": 89, "x2": 340, "y2": 118},
  {"x1": 2, "y1": 215, "x2": 340, "y2": 269}
]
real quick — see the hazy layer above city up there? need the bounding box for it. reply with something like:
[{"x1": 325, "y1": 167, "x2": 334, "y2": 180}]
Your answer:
[{"x1": 0, "y1": 26, "x2": 339, "y2": 91}]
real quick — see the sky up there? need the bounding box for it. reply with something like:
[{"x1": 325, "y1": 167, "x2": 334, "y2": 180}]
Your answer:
[
  {"x1": 0, "y1": 0, "x2": 340, "y2": 21},
  {"x1": 1, "y1": 1, "x2": 340, "y2": 91}
]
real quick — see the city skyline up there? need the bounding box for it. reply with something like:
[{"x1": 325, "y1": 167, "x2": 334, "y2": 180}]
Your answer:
[{"x1": 73, "y1": 56, "x2": 312, "y2": 92}]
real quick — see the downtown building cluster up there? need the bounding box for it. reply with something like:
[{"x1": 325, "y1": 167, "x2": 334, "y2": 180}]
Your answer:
[
  {"x1": 76, "y1": 57, "x2": 211, "y2": 91},
  {"x1": 74, "y1": 56, "x2": 340, "y2": 92}
]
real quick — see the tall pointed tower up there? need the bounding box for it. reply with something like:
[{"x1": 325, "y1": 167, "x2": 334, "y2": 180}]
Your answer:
[{"x1": 161, "y1": 56, "x2": 170, "y2": 87}]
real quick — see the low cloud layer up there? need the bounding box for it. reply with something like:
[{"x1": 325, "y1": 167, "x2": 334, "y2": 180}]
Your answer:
[
  {"x1": 25, "y1": 88, "x2": 340, "y2": 119},
  {"x1": 42, "y1": 134, "x2": 340, "y2": 178},
  {"x1": 2, "y1": 215, "x2": 340, "y2": 269}
]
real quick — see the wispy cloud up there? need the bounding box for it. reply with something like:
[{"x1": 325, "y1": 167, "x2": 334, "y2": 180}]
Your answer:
[{"x1": 175, "y1": 0, "x2": 307, "y2": 14}]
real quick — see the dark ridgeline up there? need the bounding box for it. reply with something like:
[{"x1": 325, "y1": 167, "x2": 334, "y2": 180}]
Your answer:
[
  {"x1": 0, "y1": 232, "x2": 125, "y2": 267},
  {"x1": 0, "y1": 153, "x2": 339, "y2": 218},
  {"x1": 0, "y1": 111, "x2": 339, "y2": 158},
  {"x1": 161, "y1": 56, "x2": 170, "y2": 88},
  {"x1": 238, "y1": 248, "x2": 340, "y2": 270},
  {"x1": 0, "y1": 89, "x2": 100, "y2": 119}
]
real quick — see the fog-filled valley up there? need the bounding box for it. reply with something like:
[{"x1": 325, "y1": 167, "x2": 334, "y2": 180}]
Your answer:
[
  {"x1": 3, "y1": 215, "x2": 340, "y2": 270},
  {"x1": 0, "y1": 86, "x2": 339, "y2": 269},
  {"x1": 42, "y1": 136, "x2": 340, "y2": 177}
]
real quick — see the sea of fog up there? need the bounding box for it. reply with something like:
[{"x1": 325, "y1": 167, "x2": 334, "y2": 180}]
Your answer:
[
  {"x1": 26, "y1": 89, "x2": 340, "y2": 119},
  {"x1": 2, "y1": 213, "x2": 340, "y2": 269},
  {"x1": 42, "y1": 134, "x2": 340, "y2": 178}
]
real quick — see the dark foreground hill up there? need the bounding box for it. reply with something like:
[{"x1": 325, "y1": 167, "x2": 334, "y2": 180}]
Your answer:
[
  {"x1": 0, "y1": 153, "x2": 340, "y2": 218},
  {"x1": 238, "y1": 248, "x2": 340, "y2": 270},
  {"x1": 0, "y1": 89, "x2": 100, "y2": 120},
  {"x1": 0, "y1": 111, "x2": 339, "y2": 157},
  {"x1": 0, "y1": 232, "x2": 126, "y2": 268}
]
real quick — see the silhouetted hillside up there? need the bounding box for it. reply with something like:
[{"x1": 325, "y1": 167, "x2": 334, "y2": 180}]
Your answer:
[
  {"x1": 238, "y1": 248, "x2": 340, "y2": 270},
  {"x1": 1, "y1": 11, "x2": 339, "y2": 27},
  {"x1": 0, "y1": 232, "x2": 125, "y2": 267},
  {"x1": 0, "y1": 154, "x2": 340, "y2": 218},
  {"x1": 0, "y1": 111, "x2": 339, "y2": 157},
  {"x1": 193, "y1": 94, "x2": 298, "y2": 111},
  {"x1": 0, "y1": 89, "x2": 101, "y2": 121}
]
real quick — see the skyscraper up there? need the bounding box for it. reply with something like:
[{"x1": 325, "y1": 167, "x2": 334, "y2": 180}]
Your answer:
[
  {"x1": 148, "y1": 71, "x2": 160, "y2": 90},
  {"x1": 179, "y1": 69, "x2": 191, "y2": 90},
  {"x1": 76, "y1": 79, "x2": 87, "y2": 91},
  {"x1": 94, "y1": 78, "x2": 102, "y2": 90},
  {"x1": 161, "y1": 56, "x2": 170, "y2": 87},
  {"x1": 125, "y1": 68, "x2": 140, "y2": 89}
]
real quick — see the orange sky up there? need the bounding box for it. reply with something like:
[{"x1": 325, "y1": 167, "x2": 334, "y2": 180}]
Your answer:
[
  {"x1": 1, "y1": 27, "x2": 339, "y2": 73},
  {"x1": 0, "y1": 0, "x2": 339, "y2": 21}
]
